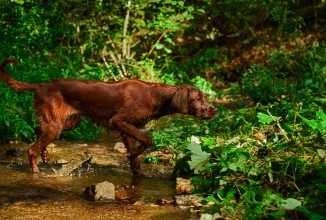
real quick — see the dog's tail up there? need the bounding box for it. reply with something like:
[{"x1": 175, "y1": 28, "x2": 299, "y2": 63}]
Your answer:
[{"x1": 0, "y1": 58, "x2": 40, "y2": 91}]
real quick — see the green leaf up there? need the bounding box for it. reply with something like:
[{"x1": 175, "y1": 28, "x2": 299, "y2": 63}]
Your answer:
[
  {"x1": 197, "y1": 8, "x2": 205, "y2": 14},
  {"x1": 315, "y1": 98, "x2": 326, "y2": 104},
  {"x1": 316, "y1": 108, "x2": 326, "y2": 132},
  {"x1": 163, "y1": 47, "x2": 172, "y2": 53},
  {"x1": 278, "y1": 198, "x2": 301, "y2": 209},
  {"x1": 268, "y1": 172, "x2": 273, "y2": 183},
  {"x1": 317, "y1": 149, "x2": 325, "y2": 159},
  {"x1": 155, "y1": 43, "x2": 164, "y2": 49},
  {"x1": 187, "y1": 143, "x2": 211, "y2": 174},
  {"x1": 299, "y1": 115, "x2": 318, "y2": 130},
  {"x1": 238, "y1": 108, "x2": 252, "y2": 114},
  {"x1": 204, "y1": 195, "x2": 218, "y2": 204},
  {"x1": 281, "y1": 122, "x2": 294, "y2": 132},
  {"x1": 257, "y1": 112, "x2": 280, "y2": 124},
  {"x1": 220, "y1": 167, "x2": 227, "y2": 172},
  {"x1": 219, "y1": 179, "x2": 227, "y2": 185},
  {"x1": 317, "y1": 111, "x2": 326, "y2": 122}
]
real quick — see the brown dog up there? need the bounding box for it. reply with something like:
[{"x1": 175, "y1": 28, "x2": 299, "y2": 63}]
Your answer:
[{"x1": 0, "y1": 58, "x2": 217, "y2": 175}]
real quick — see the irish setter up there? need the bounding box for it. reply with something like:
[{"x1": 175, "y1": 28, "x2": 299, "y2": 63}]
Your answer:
[{"x1": 0, "y1": 58, "x2": 217, "y2": 175}]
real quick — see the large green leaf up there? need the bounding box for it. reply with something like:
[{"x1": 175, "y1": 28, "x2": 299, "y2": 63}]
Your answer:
[
  {"x1": 278, "y1": 198, "x2": 302, "y2": 210},
  {"x1": 187, "y1": 143, "x2": 211, "y2": 174},
  {"x1": 299, "y1": 110, "x2": 326, "y2": 133}
]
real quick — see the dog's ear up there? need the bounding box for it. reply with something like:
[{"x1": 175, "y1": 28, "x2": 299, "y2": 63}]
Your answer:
[{"x1": 171, "y1": 86, "x2": 189, "y2": 114}]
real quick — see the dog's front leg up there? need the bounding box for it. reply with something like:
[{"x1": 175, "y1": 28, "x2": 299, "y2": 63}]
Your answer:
[
  {"x1": 122, "y1": 134, "x2": 141, "y2": 175},
  {"x1": 112, "y1": 120, "x2": 152, "y2": 176}
]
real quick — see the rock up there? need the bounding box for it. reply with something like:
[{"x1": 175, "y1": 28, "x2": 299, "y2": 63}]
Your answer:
[
  {"x1": 176, "y1": 178, "x2": 192, "y2": 195},
  {"x1": 157, "y1": 198, "x2": 174, "y2": 206},
  {"x1": 56, "y1": 159, "x2": 69, "y2": 164},
  {"x1": 174, "y1": 195, "x2": 203, "y2": 207},
  {"x1": 200, "y1": 213, "x2": 222, "y2": 220},
  {"x1": 89, "y1": 154, "x2": 124, "y2": 167},
  {"x1": 47, "y1": 143, "x2": 56, "y2": 148},
  {"x1": 5, "y1": 148, "x2": 23, "y2": 158},
  {"x1": 133, "y1": 201, "x2": 143, "y2": 206},
  {"x1": 114, "y1": 142, "x2": 127, "y2": 154},
  {"x1": 115, "y1": 185, "x2": 135, "y2": 200},
  {"x1": 54, "y1": 155, "x2": 92, "y2": 176},
  {"x1": 84, "y1": 181, "x2": 115, "y2": 201}
]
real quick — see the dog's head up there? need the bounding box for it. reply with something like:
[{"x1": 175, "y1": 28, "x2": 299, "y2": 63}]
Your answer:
[{"x1": 172, "y1": 86, "x2": 217, "y2": 119}]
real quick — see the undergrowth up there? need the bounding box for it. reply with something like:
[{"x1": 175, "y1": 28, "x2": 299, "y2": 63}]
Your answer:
[{"x1": 150, "y1": 44, "x2": 326, "y2": 219}]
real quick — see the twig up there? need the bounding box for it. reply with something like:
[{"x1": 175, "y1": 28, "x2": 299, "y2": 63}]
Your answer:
[
  {"x1": 123, "y1": 0, "x2": 131, "y2": 58},
  {"x1": 267, "y1": 109, "x2": 290, "y2": 142},
  {"x1": 147, "y1": 27, "x2": 172, "y2": 57},
  {"x1": 102, "y1": 56, "x2": 118, "y2": 81},
  {"x1": 109, "y1": 51, "x2": 125, "y2": 78}
]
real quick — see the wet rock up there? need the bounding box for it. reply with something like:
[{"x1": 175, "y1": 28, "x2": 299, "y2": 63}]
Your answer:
[
  {"x1": 148, "y1": 151, "x2": 174, "y2": 166},
  {"x1": 84, "y1": 181, "x2": 115, "y2": 201},
  {"x1": 47, "y1": 143, "x2": 56, "y2": 148},
  {"x1": 114, "y1": 142, "x2": 127, "y2": 154},
  {"x1": 56, "y1": 159, "x2": 69, "y2": 164},
  {"x1": 115, "y1": 185, "x2": 135, "y2": 200},
  {"x1": 54, "y1": 155, "x2": 92, "y2": 176},
  {"x1": 84, "y1": 144, "x2": 107, "y2": 155},
  {"x1": 200, "y1": 213, "x2": 222, "y2": 220},
  {"x1": 90, "y1": 154, "x2": 126, "y2": 167},
  {"x1": 133, "y1": 200, "x2": 143, "y2": 206},
  {"x1": 141, "y1": 163, "x2": 174, "y2": 178},
  {"x1": 174, "y1": 195, "x2": 203, "y2": 207},
  {"x1": 176, "y1": 178, "x2": 192, "y2": 195},
  {"x1": 157, "y1": 198, "x2": 174, "y2": 206},
  {"x1": 5, "y1": 148, "x2": 23, "y2": 158}
]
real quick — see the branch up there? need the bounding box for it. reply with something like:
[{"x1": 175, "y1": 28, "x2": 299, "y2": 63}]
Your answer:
[
  {"x1": 147, "y1": 28, "x2": 171, "y2": 58},
  {"x1": 123, "y1": 0, "x2": 131, "y2": 58},
  {"x1": 102, "y1": 56, "x2": 118, "y2": 81},
  {"x1": 267, "y1": 109, "x2": 290, "y2": 142}
]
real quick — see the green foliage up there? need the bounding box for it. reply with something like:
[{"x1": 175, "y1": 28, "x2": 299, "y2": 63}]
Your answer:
[
  {"x1": 298, "y1": 108, "x2": 326, "y2": 134},
  {"x1": 178, "y1": 97, "x2": 326, "y2": 218},
  {"x1": 59, "y1": 119, "x2": 101, "y2": 141},
  {"x1": 0, "y1": 87, "x2": 36, "y2": 143}
]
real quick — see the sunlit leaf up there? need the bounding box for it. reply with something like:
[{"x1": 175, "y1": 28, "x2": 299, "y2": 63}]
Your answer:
[
  {"x1": 268, "y1": 172, "x2": 273, "y2": 183},
  {"x1": 300, "y1": 116, "x2": 318, "y2": 130},
  {"x1": 219, "y1": 179, "x2": 227, "y2": 185},
  {"x1": 177, "y1": 1, "x2": 184, "y2": 7},
  {"x1": 316, "y1": 108, "x2": 326, "y2": 122},
  {"x1": 155, "y1": 43, "x2": 164, "y2": 49},
  {"x1": 204, "y1": 195, "x2": 218, "y2": 204},
  {"x1": 278, "y1": 198, "x2": 301, "y2": 209},
  {"x1": 228, "y1": 163, "x2": 238, "y2": 171},
  {"x1": 187, "y1": 143, "x2": 210, "y2": 174},
  {"x1": 317, "y1": 149, "x2": 325, "y2": 159},
  {"x1": 257, "y1": 112, "x2": 280, "y2": 124}
]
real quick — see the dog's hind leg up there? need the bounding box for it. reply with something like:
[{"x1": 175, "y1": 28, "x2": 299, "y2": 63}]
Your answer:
[
  {"x1": 28, "y1": 121, "x2": 63, "y2": 173},
  {"x1": 35, "y1": 126, "x2": 51, "y2": 164}
]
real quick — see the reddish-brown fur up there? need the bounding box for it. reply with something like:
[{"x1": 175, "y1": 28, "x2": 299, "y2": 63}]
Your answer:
[{"x1": 0, "y1": 58, "x2": 217, "y2": 175}]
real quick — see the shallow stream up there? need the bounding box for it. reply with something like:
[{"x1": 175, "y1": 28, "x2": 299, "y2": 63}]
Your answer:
[{"x1": 0, "y1": 140, "x2": 193, "y2": 220}]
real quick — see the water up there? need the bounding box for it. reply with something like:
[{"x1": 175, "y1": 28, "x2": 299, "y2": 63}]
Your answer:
[{"x1": 0, "y1": 141, "x2": 192, "y2": 220}]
